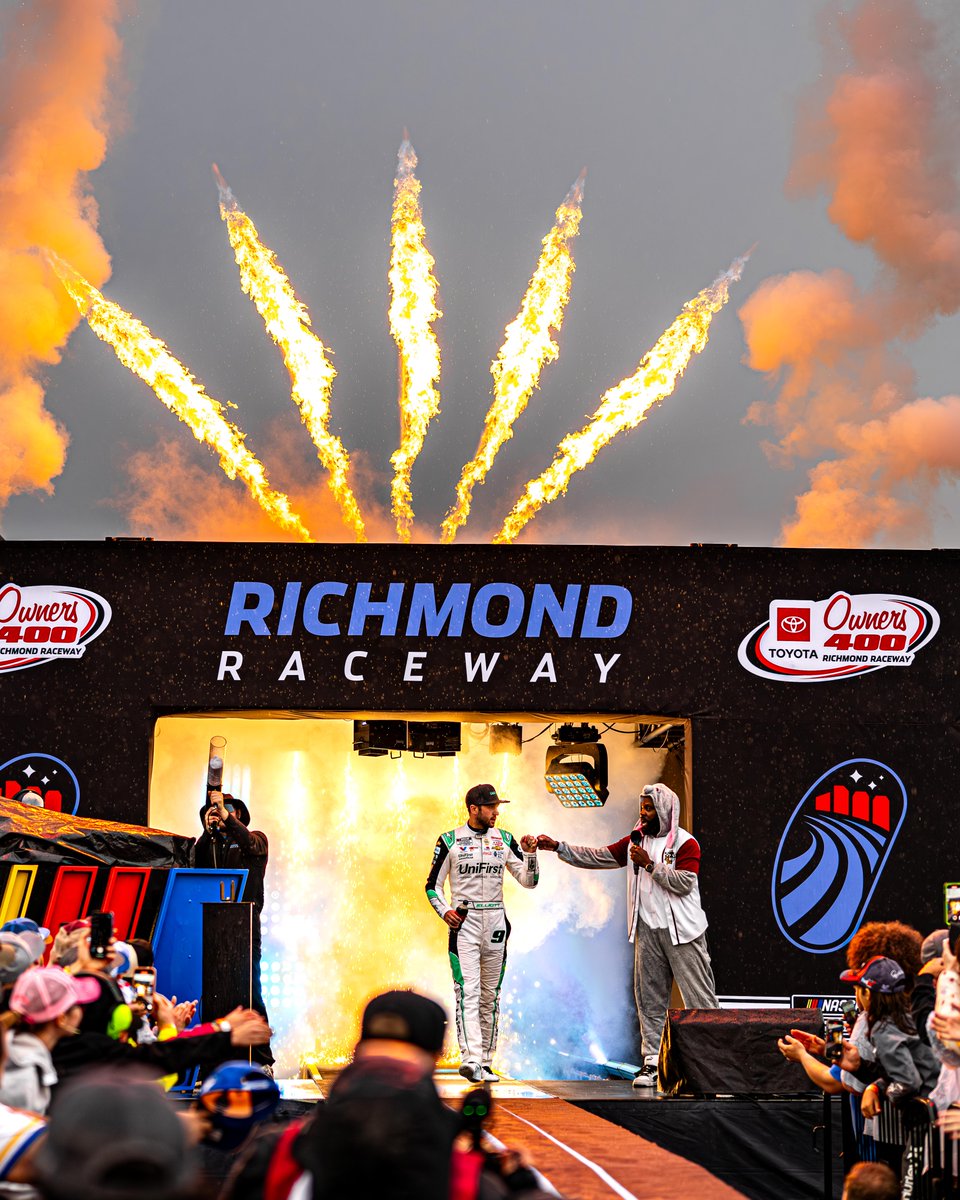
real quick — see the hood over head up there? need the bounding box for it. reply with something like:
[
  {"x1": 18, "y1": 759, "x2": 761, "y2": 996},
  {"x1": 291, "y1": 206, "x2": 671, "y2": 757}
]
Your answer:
[{"x1": 638, "y1": 783, "x2": 681, "y2": 848}]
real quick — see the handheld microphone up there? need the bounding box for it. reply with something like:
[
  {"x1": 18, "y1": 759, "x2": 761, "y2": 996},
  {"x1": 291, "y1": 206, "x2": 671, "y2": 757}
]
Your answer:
[{"x1": 630, "y1": 829, "x2": 642, "y2": 875}]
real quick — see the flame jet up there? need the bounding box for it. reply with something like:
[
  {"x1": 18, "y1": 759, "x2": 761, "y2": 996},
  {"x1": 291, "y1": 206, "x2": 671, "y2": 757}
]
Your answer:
[
  {"x1": 46, "y1": 251, "x2": 313, "y2": 542},
  {"x1": 388, "y1": 133, "x2": 442, "y2": 542},
  {"x1": 493, "y1": 252, "x2": 752, "y2": 544},
  {"x1": 441, "y1": 171, "x2": 586, "y2": 543},
  {"x1": 212, "y1": 166, "x2": 366, "y2": 541}
]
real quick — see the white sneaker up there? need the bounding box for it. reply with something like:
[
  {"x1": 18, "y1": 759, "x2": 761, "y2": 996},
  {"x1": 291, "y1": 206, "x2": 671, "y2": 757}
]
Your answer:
[
  {"x1": 632, "y1": 1067, "x2": 658, "y2": 1089},
  {"x1": 479, "y1": 1066, "x2": 499, "y2": 1082},
  {"x1": 459, "y1": 1061, "x2": 483, "y2": 1082}
]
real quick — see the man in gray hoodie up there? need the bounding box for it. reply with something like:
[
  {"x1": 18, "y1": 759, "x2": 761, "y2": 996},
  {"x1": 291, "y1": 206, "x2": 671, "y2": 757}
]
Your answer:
[{"x1": 538, "y1": 783, "x2": 718, "y2": 1088}]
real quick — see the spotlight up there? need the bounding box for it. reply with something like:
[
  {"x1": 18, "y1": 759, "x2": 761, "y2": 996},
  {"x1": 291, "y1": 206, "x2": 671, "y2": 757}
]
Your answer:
[
  {"x1": 545, "y1": 742, "x2": 608, "y2": 807},
  {"x1": 407, "y1": 721, "x2": 461, "y2": 757},
  {"x1": 554, "y1": 722, "x2": 601, "y2": 745},
  {"x1": 489, "y1": 724, "x2": 522, "y2": 756},
  {"x1": 353, "y1": 720, "x2": 407, "y2": 757}
]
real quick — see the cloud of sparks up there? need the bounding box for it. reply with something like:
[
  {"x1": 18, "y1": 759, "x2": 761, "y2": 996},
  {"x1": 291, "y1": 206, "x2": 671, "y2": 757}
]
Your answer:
[
  {"x1": 493, "y1": 252, "x2": 752, "y2": 544},
  {"x1": 388, "y1": 134, "x2": 443, "y2": 542},
  {"x1": 46, "y1": 251, "x2": 313, "y2": 541},
  {"x1": 213, "y1": 165, "x2": 367, "y2": 542},
  {"x1": 149, "y1": 715, "x2": 666, "y2": 1077},
  {"x1": 441, "y1": 171, "x2": 586, "y2": 543}
]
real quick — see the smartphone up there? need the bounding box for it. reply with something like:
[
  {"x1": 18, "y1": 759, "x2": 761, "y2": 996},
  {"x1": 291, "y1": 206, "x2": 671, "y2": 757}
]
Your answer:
[
  {"x1": 132, "y1": 967, "x2": 156, "y2": 1013},
  {"x1": 88, "y1": 911, "x2": 114, "y2": 961},
  {"x1": 823, "y1": 1017, "x2": 845, "y2": 1065},
  {"x1": 944, "y1": 884, "x2": 960, "y2": 952}
]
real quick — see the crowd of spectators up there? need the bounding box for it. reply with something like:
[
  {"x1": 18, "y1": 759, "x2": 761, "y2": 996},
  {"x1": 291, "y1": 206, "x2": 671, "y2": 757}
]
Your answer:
[
  {"x1": 777, "y1": 918, "x2": 960, "y2": 1197},
  {"x1": 0, "y1": 916, "x2": 558, "y2": 1200}
]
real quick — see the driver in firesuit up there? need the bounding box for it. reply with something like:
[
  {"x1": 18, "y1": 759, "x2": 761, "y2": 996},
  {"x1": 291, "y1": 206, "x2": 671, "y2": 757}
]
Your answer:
[{"x1": 425, "y1": 784, "x2": 539, "y2": 1083}]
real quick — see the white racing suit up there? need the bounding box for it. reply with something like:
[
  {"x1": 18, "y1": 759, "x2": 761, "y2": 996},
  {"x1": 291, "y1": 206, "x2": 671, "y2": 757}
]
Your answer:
[{"x1": 426, "y1": 824, "x2": 538, "y2": 1067}]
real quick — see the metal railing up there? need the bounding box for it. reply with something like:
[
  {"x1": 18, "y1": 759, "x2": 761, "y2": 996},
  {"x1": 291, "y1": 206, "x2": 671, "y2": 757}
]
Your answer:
[{"x1": 871, "y1": 1098, "x2": 959, "y2": 1200}]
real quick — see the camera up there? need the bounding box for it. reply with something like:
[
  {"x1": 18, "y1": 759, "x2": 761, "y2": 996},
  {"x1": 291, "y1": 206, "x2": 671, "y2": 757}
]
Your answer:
[{"x1": 460, "y1": 1085, "x2": 493, "y2": 1151}]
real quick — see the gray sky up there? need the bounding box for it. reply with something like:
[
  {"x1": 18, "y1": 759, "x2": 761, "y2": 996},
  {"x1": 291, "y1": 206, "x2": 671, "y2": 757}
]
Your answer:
[{"x1": 6, "y1": 0, "x2": 958, "y2": 546}]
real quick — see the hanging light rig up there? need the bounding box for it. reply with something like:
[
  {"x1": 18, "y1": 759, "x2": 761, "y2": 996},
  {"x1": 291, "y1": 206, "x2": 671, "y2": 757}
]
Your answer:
[{"x1": 544, "y1": 723, "x2": 608, "y2": 807}]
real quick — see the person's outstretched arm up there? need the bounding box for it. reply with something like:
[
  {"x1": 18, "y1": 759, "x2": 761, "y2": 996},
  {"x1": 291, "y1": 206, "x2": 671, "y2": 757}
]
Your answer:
[{"x1": 538, "y1": 833, "x2": 629, "y2": 869}]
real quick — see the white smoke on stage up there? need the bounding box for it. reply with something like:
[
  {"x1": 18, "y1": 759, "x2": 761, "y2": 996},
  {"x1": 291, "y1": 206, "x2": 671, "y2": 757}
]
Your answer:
[{"x1": 150, "y1": 715, "x2": 669, "y2": 1077}]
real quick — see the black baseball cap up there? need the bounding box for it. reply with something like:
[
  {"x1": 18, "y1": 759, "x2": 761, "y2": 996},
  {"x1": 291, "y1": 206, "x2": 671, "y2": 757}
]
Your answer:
[
  {"x1": 360, "y1": 990, "x2": 447, "y2": 1054},
  {"x1": 465, "y1": 783, "x2": 508, "y2": 808},
  {"x1": 33, "y1": 1073, "x2": 197, "y2": 1200}
]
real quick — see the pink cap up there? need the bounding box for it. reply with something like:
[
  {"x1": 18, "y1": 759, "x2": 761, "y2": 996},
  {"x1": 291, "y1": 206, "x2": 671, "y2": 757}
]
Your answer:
[{"x1": 9, "y1": 966, "x2": 101, "y2": 1024}]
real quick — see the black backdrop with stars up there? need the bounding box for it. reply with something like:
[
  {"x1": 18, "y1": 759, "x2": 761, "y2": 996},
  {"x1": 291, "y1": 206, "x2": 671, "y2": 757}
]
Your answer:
[{"x1": 1, "y1": 540, "x2": 956, "y2": 998}]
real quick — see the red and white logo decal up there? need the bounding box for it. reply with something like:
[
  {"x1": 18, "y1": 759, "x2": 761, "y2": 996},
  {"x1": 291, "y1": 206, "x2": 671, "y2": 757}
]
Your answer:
[
  {"x1": 0, "y1": 583, "x2": 112, "y2": 674},
  {"x1": 739, "y1": 592, "x2": 939, "y2": 682}
]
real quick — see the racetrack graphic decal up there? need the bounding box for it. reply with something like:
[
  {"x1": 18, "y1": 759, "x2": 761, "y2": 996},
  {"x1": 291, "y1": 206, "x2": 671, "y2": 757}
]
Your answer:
[{"x1": 772, "y1": 758, "x2": 906, "y2": 954}]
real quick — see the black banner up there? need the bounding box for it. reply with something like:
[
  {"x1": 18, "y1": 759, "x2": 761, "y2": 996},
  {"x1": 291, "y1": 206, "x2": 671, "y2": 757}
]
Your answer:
[{"x1": 1, "y1": 540, "x2": 957, "y2": 997}]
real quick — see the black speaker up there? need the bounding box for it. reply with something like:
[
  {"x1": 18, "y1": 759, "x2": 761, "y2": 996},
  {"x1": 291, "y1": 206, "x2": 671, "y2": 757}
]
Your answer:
[
  {"x1": 202, "y1": 901, "x2": 254, "y2": 1021},
  {"x1": 659, "y1": 1007, "x2": 826, "y2": 1095}
]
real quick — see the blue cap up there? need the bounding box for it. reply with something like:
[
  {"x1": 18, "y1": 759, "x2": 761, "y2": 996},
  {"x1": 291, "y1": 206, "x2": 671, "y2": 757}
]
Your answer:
[
  {"x1": 840, "y1": 955, "x2": 907, "y2": 994},
  {"x1": 2, "y1": 917, "x2": 51, "y2": 943}
]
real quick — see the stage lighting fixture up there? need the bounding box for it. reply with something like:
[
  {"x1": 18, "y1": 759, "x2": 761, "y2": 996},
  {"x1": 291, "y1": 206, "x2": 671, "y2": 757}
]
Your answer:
[
  {"x1": 489, "y1": 724, "x2": 522, "y2": 756},
  {"x1": 353, "y1": 720, "x2": 407, "y2": 757},
  {"x1": 407, "y1": 721, "x2": 461, "y2": 757},
  {"x1": 554, "y1": 722, "x2": 601, "y2": 745},
  {"x1": 544, "y1": 742, "x2": 608, "y2": 807}
]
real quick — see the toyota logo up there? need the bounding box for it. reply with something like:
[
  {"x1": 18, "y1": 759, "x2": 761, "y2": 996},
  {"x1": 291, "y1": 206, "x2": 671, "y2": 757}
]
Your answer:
[{"x1": 781, "y1": 615, "x2": 807, "y2": 634}]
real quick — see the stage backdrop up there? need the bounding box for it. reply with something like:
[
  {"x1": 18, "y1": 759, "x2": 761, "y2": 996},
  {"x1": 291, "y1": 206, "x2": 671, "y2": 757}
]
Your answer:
[{"x1": 1, "y1": 541, "x2": 957, "y2": 1019}]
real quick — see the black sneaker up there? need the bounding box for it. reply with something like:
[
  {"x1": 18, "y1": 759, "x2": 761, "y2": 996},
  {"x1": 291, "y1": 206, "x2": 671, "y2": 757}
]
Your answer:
[{"x1": 631, "y1": 1067, "x2": 657, "y2": 1089}]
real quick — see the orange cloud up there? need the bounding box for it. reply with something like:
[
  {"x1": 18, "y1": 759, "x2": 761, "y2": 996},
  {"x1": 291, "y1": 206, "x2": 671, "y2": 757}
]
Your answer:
[
  {"x1": 740, "y1": 0, "x2": 960, "y2": 547},
  {"x1": 0, "y1": 1, "x2": 122, "y2": 517}
]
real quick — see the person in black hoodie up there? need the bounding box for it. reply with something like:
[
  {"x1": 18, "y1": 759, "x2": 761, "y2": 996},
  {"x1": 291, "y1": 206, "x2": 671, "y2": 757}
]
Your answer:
[{"x1": 194, "y1": 791, "x2": 272, "y2": 1066}]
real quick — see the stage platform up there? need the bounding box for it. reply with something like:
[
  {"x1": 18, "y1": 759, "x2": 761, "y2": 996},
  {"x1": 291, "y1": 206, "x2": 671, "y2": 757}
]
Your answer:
[{"x1": 271, "y1": 1076, "x2": 843, "y2": 1200}]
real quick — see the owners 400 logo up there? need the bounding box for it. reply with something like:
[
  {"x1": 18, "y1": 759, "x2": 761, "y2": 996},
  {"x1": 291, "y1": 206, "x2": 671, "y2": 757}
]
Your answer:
[
  {"x1": 0, "y1": 584, "x2": 112, "y2": 674},
  {"x1": 739, "y1": 592, "x2": 939, "y2": 682}
]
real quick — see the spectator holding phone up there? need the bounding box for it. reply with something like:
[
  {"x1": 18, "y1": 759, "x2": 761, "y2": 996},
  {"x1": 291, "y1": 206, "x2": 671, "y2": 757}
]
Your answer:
[
  {"x1": 839, "y1": 957, "x2": 939, "y2": 1117},
  {"x1": 926, "y1": 934, "x2": 960, "y2": 1129}
]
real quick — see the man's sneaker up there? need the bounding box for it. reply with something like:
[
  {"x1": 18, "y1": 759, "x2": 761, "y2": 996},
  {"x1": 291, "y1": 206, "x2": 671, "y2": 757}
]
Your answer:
[
  {"x1": 631, "y1": 1066, "x2": 658, "y2": 1089},
  {"x1": 479, "y1": 1066, "x2": 499, "y2": 1083},
  {"x1": 459, "y1": 1061, "x2": 483, "y2": 1082}
]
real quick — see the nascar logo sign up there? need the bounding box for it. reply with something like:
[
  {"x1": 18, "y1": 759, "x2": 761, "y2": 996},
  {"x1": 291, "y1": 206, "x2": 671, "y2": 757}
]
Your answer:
[
  {"x1": 739, "y1": 592, "x2": 939, "y2": 682},
  {"x1": 0, "y1": 584, "x2": 112, "y2": 674}
]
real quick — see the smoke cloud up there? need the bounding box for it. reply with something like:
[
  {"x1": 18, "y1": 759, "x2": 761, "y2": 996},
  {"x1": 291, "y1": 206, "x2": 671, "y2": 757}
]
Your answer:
[
  {"x1": 740, "y1": 0, "x2": 960, "y2": 547},
  {"x1": 0, "y1": 0, "x2": 122, "y2": 523},
  {"x1": 118, "y1": 437, "x2": 396, "y2": 543}
]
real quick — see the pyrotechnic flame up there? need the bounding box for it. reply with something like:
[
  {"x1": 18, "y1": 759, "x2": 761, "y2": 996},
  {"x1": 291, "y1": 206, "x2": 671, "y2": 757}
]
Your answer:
[
  {"x1": 46, "y1": 251, "x2": 313, "y2": 542},
  {"x1": 493, "y1": 251, "x2": 752, "y2": 544},
  {"x1": 388, "y1": 134, "x2": 442, "y2": 542},
  {"x1": 441, "y1": 171, "x2": 586, "y2": 543},
  {"x1": 213, "y1": 166, "x2": 367, "y2": 541}
]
